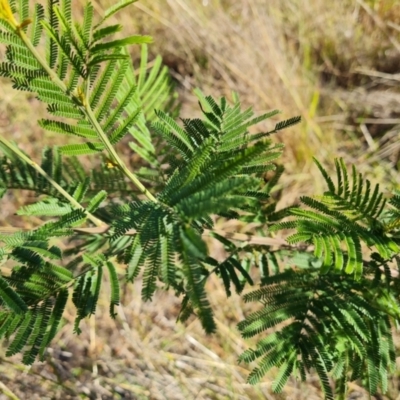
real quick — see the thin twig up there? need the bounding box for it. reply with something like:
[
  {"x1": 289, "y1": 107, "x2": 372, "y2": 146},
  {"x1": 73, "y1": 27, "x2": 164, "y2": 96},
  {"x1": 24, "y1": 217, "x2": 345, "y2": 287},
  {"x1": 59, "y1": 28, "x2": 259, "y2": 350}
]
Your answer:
[
  {"x1": 16, "y1": 22, "x2": 157, "y2": 204},
  {"x1": 0, "y1": 381, "x2": 20, "y2": 400},
  {"x1": 0, "y1": 137, "x2": 104, "y2": 227}
]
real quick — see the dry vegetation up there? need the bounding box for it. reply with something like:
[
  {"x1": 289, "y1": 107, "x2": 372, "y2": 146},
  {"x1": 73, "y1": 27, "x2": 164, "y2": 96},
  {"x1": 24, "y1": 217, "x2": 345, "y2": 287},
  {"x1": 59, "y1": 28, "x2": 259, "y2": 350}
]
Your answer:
[{"x1": 1, "y1": 0, "x2": 400, "y2": 399}]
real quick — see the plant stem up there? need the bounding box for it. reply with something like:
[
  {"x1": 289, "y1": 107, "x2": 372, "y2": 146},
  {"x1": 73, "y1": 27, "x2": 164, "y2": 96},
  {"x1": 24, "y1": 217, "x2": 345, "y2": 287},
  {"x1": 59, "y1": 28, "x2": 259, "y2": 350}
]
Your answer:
[
  {"x1": 0, "y1": 137, "x2": 104, "y2": 227},
  {"x1": 84, "y1": 105, "x2": 158, "y2": 202},
  {"x1": 17, "y1": 27, "x2": 158, "y2": 203},
  {"x1": 17, "y1": 29, "x2": 68, "y2": 93}
]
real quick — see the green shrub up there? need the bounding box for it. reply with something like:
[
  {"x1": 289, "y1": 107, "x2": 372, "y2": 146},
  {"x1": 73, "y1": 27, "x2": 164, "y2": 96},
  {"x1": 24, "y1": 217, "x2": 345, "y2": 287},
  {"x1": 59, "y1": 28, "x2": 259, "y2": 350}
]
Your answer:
[{"x1": 1, "y1": 1, "x2": 400, "y2": 398}]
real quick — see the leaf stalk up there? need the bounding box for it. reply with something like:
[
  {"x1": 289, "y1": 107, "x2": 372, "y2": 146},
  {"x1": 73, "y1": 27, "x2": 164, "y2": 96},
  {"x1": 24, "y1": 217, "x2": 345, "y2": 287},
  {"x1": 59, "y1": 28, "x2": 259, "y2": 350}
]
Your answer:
[{"x1": 16, "y1": 26, "x2": 158, "y2": 203}]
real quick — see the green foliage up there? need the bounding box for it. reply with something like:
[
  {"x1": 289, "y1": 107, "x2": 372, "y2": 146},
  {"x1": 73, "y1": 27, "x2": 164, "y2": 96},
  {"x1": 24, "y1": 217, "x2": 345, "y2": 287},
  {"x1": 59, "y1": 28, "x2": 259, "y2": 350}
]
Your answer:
[
  {"x1": 272, "y1": 159, "x2": 398, "y2": 279},
  {"x1": 238, "y1": 161, "x2": 400, "y2": 398},
  {"x1": 1, "y1": 0, "x2": 400, "y2": 399}
]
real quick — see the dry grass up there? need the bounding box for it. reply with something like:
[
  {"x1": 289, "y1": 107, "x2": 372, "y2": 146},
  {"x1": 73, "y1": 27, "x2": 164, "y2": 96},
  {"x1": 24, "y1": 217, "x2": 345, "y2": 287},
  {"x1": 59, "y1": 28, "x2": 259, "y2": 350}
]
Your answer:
[{"x1": 1, "y1": 0, "x2": 400, "y2": 399}]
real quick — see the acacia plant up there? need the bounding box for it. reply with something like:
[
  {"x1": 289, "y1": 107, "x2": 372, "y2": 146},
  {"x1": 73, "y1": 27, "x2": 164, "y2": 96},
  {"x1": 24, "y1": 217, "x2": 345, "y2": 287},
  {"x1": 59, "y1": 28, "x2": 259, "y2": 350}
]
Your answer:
[{"x1": 1, "y1": 0, "x2": 400, "y2": 398}]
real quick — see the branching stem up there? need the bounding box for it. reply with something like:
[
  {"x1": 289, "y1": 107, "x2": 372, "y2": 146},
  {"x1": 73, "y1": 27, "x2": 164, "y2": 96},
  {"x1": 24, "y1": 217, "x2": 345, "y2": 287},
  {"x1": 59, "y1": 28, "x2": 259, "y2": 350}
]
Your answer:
[
  {"x1": 0, "y1": 136, "x2": 104, "y2": 226},
  {"x1": 16, "y1": 27, "x2": 158, "y2": 204},
  {"x1": 83, "y1": 105, "x2": 158, "y2": 202}
]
